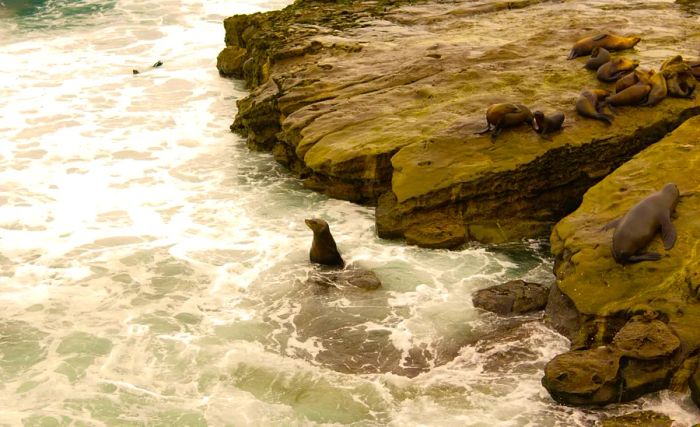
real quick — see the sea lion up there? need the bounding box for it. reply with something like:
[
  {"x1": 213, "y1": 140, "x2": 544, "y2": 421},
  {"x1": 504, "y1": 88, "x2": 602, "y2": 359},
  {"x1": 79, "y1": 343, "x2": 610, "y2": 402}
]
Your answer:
[
  {"x1": 642, "y1": 71, "x2": 668, "y2": 106},
  {"x1": 661, "y1": 55, "x2": 696, "y2": 98},
  {"x1": 568, "y1": 33, "x2": 641, "y2": 60},
  {"x1": 597, "y1": 57, "x2": 639, "y2": 82},
  {"x1": 603, "y1": 183, "x2": 679, "y2": 264},
  {"x1": 132, "y1": 60, "x2": 164, "y2": 75},
  {"x1": 603, "y1": 83, "x2": 651, "y2": 107},
  {"x1": 533, "y1": 111, "x2": 565, "y2": 139},
  {"x1": 305, "y1": 218, "x2": 344, "y2": 267},
  {"x1": 688, "y1": 61, "x2": 700, "y2": 80},
  {"x1": 585, "y1": 47, "x2": 611, "y2": 71},
  {"x1": 614, "y1": 69, "x2": 651, "y2": 93},
  {"x1": 477, "y1": 103, "x2": 534, "y2": 140},
  {"x1": 575, "y1": 89, "x2": 613, "y2": 124}
]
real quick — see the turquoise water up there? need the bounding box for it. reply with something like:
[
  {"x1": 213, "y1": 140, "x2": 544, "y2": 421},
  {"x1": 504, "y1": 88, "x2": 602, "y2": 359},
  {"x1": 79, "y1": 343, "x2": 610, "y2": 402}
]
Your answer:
[{"x1": 0, "y1": 0, "x2": 698, "y2": 425}]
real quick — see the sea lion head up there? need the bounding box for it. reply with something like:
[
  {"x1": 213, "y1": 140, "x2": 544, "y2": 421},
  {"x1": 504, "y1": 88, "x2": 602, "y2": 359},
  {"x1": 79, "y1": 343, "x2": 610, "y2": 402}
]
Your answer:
[
  {"x1": 533, "y1": 111, "x2": 545, "y2": 131},
  {"x1": 662, "y1": 183, "x2": 680, "y2": 208},
  {"x1": 305, "y1": 218, "x2": 329, "y2": 234}
]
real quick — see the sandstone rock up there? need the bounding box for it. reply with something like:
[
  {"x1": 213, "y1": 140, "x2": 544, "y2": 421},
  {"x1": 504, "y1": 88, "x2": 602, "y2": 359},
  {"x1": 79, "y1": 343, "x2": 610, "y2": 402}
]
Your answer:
[
  {"x1": 600, "y1": 411, "x2": 673, "y2": 427},
  {"x1": 541, "y1": 346, "x2": 621, "y2": 406},
  {"x1": 472, "y1": 280, "x2": 549, "y2": 316},
  {"x1": 220, "y1": 0, "x2": 700, "y2": 246},
  {"x1": 306, "y1": 265, "x2": 382, "y2": 290},
  {"x1": 544, "y1": 282, "x2": 580, "y2": 341},
  {"x1": 547, "y1": 116, "x2": 700, "y2": 405},
  {"x1": 611, "y1": 320, "x2": 680, "y2": 360},
  {"x1": 217, "y1": 46, "x2": 247, "y2": 77}
]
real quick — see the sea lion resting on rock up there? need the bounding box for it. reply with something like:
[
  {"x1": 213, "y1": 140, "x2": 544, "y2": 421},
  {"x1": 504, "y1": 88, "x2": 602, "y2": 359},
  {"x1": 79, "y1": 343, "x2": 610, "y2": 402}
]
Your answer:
[
  {"x1": 575, "y1": 89, "x2": 613, "y2": 124},
  {"x1": 533, "y1": 111, "x2": 565, "y2": 140},
  {"x1": 615, "y1": 69, "x2": 651, "y2": 93},
  {"x1": 585, "y1": 47, "x2": 611, "y2": 71},
  {"x1": 597, "y1": 57, "x2": 639, "y2": 83},
  {"x1": 477, "y1": 103, "x2": 534, "y2": 141},
  {"x1": 642, "y1": 71, "x2": 668, "y2": 106},
  {"x1": 568, "y1": 33, "x2": 641, "y2": 60},
  {"x1": 603, "y1": 183, "x2": 679, "y2": 264},
  {"x1": 661, "y1": 55, "x2": 696, "y2": 98},
  {"x1": 603, "y1": 83, "x2": 651, "y2": 107}
]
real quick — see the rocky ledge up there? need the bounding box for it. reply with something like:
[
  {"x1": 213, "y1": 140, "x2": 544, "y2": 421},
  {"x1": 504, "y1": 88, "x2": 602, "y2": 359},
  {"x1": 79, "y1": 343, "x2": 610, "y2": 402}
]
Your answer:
[
  {"x1": 218, "y1": 0, "x2": 700, "y2": 247},
  {"x1": 543, "y1": 116, "x2": 700, "y2": 408}
]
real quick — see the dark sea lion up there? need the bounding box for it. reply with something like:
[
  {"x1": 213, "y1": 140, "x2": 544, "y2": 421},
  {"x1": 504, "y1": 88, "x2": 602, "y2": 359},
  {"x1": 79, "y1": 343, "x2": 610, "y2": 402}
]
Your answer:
[
  {"x1": 568, "y1": 33, "x2": 641, "y2": 60},
  {"x1": 132, "y1": 60, "x2": 164, "y2": 75},
  {"x1": 603, "y1": 83, "x2": 651, "y2": 107},
  {"x1": 533, "y1": 111, "x2": 565, "y2": 140},
  {"x1": 603, "y1": 183, "x2": 680, "y2": 264},
  {"x1": 597, "y1": 57, "x2": 639, "y2": 83},
  {"x1": 614, "y1": 69, "x2": 651, "y2": 93},
  {"x1": 575, "y1": 89, "x2": 613, "y2": 124},
  {"x1": 477, "y1": 103, "x2": 534, "y2": 140},
  {"x1": 585, "y1": 47, "x2": 611, "y2": 71},
  {"x1": 688, "y1": 61, "x2": 700, "y2": 80},
  {"x1": 305, "y1": 218, "x2": 344, "y2": 268},
  {"x1": 642, "y1": 71, "x2": 668, "y2": 106}
]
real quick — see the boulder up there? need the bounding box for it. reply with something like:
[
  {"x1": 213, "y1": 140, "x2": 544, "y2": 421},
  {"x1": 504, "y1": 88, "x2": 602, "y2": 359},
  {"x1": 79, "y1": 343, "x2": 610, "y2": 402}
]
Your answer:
[
  {"x1": 306, "y1": 265, "x2": 382, "y2": 291},
  {"x1": 472, "y1": 280, "x2": 549, "y2": 316},
  {"x1": 600, "y1": 411, "x2": 673, "y2": 427},
  {"x1": 220, "y1": 0, "x2": 700, "y2": 246}
]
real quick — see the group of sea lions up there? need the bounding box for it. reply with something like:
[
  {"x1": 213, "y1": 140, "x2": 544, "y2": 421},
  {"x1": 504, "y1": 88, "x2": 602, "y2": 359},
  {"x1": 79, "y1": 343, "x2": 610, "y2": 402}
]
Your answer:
[
  {"x1": 477, "y1": 103, "x2": 565, "y2": 141},
  {"x1": 573, "y1": 33, "x2": 698, "y2": 123}
]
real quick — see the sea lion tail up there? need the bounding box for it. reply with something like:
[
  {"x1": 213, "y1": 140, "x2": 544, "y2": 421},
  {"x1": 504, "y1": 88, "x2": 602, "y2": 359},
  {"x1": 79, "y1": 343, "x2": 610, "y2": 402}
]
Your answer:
[{"x1": 597, "y1": 113, "x2": 614, "y2": 124}]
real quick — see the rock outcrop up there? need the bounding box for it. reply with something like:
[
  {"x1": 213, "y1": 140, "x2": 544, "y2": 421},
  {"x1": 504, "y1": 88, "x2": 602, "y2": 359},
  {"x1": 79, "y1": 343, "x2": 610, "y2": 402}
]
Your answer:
[
  {"x1": 472, "y1": 279, "x2": 549, "y2": 315},
  {"x1": 544, "y1": 116, "x2": 700, "y2": 407},
  {"x1": 219, "y1": 0, "x2": 700, "y2": 247}
]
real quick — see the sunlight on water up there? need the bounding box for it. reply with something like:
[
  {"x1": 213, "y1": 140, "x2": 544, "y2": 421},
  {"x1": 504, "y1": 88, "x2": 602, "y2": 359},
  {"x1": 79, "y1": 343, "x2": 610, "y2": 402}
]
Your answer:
[{"x1": 1, "y1": 0, "x2": 699, "y2": 425}]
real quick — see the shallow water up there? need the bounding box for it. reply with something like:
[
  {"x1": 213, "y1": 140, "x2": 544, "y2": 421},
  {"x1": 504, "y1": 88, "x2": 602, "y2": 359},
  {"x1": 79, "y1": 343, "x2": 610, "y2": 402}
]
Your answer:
[{"x1": 1, "y1": 0, "x2": 699, "y2": 425}]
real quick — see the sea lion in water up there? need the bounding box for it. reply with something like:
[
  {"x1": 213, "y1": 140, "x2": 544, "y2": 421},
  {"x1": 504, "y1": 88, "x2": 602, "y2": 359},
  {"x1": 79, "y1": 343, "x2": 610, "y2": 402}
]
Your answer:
[
  {"x1": 585, "y1": 47, "x2": 611, "y2": 71},
  {"x1": 533, "y1": 111, "x2": 565, "y2": 139},
  {"x1": 568, "y1": 33, "x2": 641, "y2": 60},
  {"x1": 603, "y1": 183, "x2": 679, "y2": 264},
  {"x1": 575, "y1": 89, "x2": 613, "y2": 124},
  {"x1": 597, "y1": 57, "x2": 639, "y2": 82},
  {"x1": 603, "y1": 83, "x2": 651, "y2": 107},
  {"x1": 132, "y1": 60, "x2": 164, "y2": 75},
  {"x1": 477, "y1": 103, "x2": 534, "y2": 141},
  {"x1": 305, "y1": 218, "x2": 344, "y2": 267}
]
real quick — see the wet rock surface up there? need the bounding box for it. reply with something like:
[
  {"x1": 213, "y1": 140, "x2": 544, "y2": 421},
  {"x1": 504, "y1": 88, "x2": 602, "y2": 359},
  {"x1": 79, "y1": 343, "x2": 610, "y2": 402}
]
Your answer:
[
  {"x1": 600, "y1": 410, "x2": 673, "y2": 427},
  {"x1": 472, "y1": 279, "x2": 549, "y2": 316},
  {"x1": 219, "y1": 0, "x2": 700, "y2": 246},
  {"x1": 545, "y1": 117, "x2": 700, "y2": 406},
  {"x1": 305, "y1": 264, "x2": 382, "y2": 290}
]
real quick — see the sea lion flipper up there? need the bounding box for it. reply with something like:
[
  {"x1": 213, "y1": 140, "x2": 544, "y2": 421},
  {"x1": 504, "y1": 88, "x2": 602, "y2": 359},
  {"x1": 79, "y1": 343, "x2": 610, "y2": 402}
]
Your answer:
[
  {"x1": 602, "y1": 217, "x2": 621, "y2": 231},
  {"x1": 476, "y1": 124, "x2": 492, "y2": 135},
  {"x1": 659, "y1": 213, "x2": 677, "y2": 250},
  {"x1": 592, "y1": 34, "x2": 608, "y2": 42},
  {"x1": 626, "y1": 252, "x2": 662, "y2": 263}
]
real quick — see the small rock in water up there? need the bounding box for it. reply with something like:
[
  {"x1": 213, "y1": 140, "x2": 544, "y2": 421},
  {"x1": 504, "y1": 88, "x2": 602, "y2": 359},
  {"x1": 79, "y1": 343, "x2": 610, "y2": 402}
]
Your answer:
[
  {"x1": 306, "y1": 265, "x2": 381, "y2": 291},
  {"x1": 600, "y1": 410, "x2": 673, "y2": 427},
  {"x1": 472, "y1": 279, "x2": 549, "y2": 315}
]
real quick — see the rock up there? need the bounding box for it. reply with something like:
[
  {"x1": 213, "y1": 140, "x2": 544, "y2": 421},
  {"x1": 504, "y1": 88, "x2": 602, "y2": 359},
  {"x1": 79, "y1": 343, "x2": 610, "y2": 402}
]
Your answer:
[
  {"x1": 691, "y1": 361, "x2": 700, "y2": 410},
  {"x1": 600, "y1": 411, "x2": 673, "y2": 427},
  {"x1": 547, "y1": 116, "x2": 700, "y2": 405},
  {"x1": 220, "y1": 0, "x2": 700, "y2": 246},
  {"x1": 217, "y1": 46, "x2": 248, "y2": 77},
  {"x1": 544, "y1": 282, "x2": 580, "y2": 342},
  {"x1": 472, "y1": 280, "x2": 549, "y2": 315},
  {"x1": 306, "y1": 265, "x2": 382, "y2": 290},
  {"x1": 541, "y1": 346, "x2": 621, "y2": 406},
  {"x1": 611, "y1": 319, "x2": 680, "y2": 360}
]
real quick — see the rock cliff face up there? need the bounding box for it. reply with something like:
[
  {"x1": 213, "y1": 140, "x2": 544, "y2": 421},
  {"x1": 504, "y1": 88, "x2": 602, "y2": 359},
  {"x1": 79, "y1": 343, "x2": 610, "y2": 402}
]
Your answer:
[
  {"x1": 544, "y1": 116, "x2": 700, "y2": 408},
  {"x1": 218, "y1": 0, "x2": 700, "y2": 247}
]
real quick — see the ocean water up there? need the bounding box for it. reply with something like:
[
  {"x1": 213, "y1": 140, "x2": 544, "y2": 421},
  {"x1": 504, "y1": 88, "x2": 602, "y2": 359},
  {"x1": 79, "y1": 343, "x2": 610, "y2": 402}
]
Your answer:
[{"x1": 0, "y1": 0, "x2": 698, "y2": 426}]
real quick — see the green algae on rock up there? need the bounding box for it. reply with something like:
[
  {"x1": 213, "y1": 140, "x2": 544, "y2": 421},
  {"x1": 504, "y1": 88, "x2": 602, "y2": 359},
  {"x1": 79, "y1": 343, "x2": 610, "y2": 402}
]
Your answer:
[
  {"x1": 544, "y1": 116, "x2": 700, "y2": 408},
  {"x1": 219, "y1": 0, "x2": 700, "y2": 247}
]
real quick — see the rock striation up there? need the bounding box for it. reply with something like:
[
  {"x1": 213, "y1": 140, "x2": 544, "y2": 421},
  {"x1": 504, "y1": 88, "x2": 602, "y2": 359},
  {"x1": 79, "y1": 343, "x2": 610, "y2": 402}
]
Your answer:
[
  {"x1": 218, "y1": 0, "x2": 700, "y2": 247},
  {"x1": 544, "y1": 116, "x2": 700, "y2": 408}
]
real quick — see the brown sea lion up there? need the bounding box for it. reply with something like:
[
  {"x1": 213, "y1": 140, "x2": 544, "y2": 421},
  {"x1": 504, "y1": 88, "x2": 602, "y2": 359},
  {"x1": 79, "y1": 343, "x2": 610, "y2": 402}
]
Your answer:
[
  {"x1": 597, "y1": 57, "x2": 639, "y2": 83},
  {"x1": 477, "y1": 103, "x2": 534, "y2": 141},
  {"x1": 661, "y1": 55, "x2": 696, "y2": 98},
  {"x1": 568, "y1": 33, "x2": 641, "y2": 60},
  {"x1": 603, "y1": 83, "x2": 651, "y2": 107},
  {"x1": 603, "y1": 183, "x2": 679, "y2": 264},
  {"x1": 575, "y1": 89, "x2": 613, "y2": 124},
  {"x1": 533, "y1": 111, "x2": 565, "y2": 140},
  {"x1": 642, "y1": 71, "x2": 668, "y2": 106},
  {"x1": 614, "y1": 69, "x2": 651, "y2": 93},
  {"x1": 688, "y1": 61, "x2": 700, "y2": 80},
  {"x1": 585, "y1": 47, "x2": 611, "y2": 71},
  {"x1": 305, "y1": 218, "x2": 344, "y2": 267}
]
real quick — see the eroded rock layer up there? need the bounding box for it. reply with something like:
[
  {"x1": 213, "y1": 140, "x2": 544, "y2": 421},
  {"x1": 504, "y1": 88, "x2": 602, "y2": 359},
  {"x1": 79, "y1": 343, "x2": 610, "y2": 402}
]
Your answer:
[
  {"x1": 219, "y1": 0, "x2": 700, "y2": 246},
  {"x1": 545, "y1": 116, "x2": 700, "y2": 407}
]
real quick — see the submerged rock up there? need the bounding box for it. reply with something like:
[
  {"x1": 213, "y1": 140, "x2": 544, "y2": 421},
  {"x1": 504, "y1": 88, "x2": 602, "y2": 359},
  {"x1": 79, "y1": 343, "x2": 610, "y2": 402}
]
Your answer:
[
  {"x1": 219, "y1": 0, "x2": 700, "y2": 246},
  {"x1": 600, "y1": 411, "x2": 673, "y2": 427},
  {"x1": 472, "y1": 280, "x2": 549, "y2": 315},
  {"x1": 306, "y1": 265, "x2": 382, "y2": 291},
  {"x1": 545, "y1": 116, "x2": 700, "y2": 407}
]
